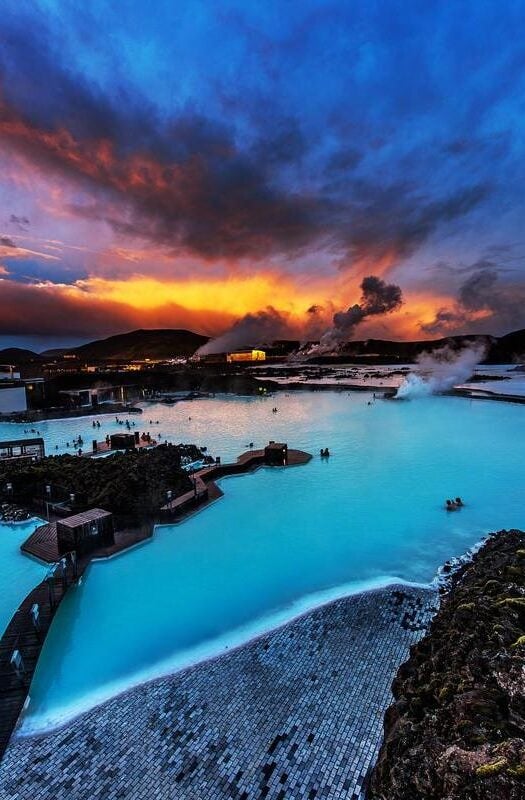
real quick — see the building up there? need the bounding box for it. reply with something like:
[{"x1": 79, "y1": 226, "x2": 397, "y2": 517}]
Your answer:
[
  {"x1": 0, "y1": 438, "x2": 45, "y2": 464},
  {"x1": 25, "y1": 375, "x2": 141, "y2": 410},
  {"x1": 227, "y1": 349, "x2": 266, "y2": 363},
  {"x1": 109, "y1": 432, "x2": 137, "y2": 450},
  {"x1": 56, "y1": 508, "x2": 114, "y2": 557},
  {"x1": 58, "y1": 384, "x2": 133, "y2": 408},
  {"x1": 0, "y1": 365, "x2": 20, "y2": 381},
  {"x1": 264, "y1": 441, "x2": 288, "y2": 466}
]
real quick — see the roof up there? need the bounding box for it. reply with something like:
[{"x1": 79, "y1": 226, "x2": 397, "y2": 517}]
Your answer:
[
  {"x1": 265, "y1": 442, "x2": 287, "y2": 449},
  {"x1": 58, "y1": 508, "x2": 112, "y2": 528},
  {"x1": 0, "y1": 438, "x2": 44, "y2": 448}
]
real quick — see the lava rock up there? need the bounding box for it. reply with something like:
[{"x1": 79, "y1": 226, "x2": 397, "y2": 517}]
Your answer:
[{"x1": 368, "y1": 529, "x2": 525, "y2": 800}]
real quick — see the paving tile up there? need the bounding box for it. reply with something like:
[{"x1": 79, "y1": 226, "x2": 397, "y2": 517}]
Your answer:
[{"x1": 0, "y1": 585, "x2": 437, "y2": 800}]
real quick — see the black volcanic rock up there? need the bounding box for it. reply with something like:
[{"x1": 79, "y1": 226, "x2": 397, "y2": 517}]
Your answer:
[
  {"x1": 368, "y1": 529, "x2": 525, "y2": 800},
  {"x1": 70, "y1": 328, "x2": 209, "y2": 361}
]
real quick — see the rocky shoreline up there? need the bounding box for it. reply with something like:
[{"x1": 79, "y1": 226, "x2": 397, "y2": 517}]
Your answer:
[
  {"x1": 0, "y1": 402, "x2": 142, "y2": 424},
  {"x1": 0, "y1": 503, "x2": 31, "y2": 523},
  {"x1": 368, "y1": 529, "x2": 525, "y2": 800}
]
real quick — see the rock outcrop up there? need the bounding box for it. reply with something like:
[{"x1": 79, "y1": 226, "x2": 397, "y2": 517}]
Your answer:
[{"x1": 368, "y1": 529, "x2": 525, "y2": 800}]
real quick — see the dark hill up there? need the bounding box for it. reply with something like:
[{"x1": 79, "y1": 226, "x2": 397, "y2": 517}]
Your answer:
[
  {"x1": 0, "y1": 347, "x2": 41, "y2": 364},
  {"x1": 70, "y1": 329, "x2": 209, "y2": 361},
  {"x1": 310, "y1": 331, "x2": 524, "y2": 364},
  {"x1": 342, "y1": 334, "x2": 495, "y2": 359},
  {"x1": 487, "y1": 328, "x2": 525, "y2": 363}
]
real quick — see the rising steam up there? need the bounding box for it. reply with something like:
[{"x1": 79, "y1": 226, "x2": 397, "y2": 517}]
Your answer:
[
  {"x1": 308, "y1": 276, "x2": 403, "y2": 356},
  {"x1": 196, "y1": 307, "x2": 292, "y2": 355},
  {"x1": 395, "y1": 343, "x2": 486, "y2": 399},
  {"x1": 197, "y1": 275, "x2": 402, "y2": 357}
]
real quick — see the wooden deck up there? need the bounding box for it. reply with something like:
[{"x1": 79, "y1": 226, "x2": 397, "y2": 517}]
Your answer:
[
  {"x1": 85, "y1": 438, "x2": 157, "y2": 457},
  {"x1": 0, "y1": 558, "x2": 78, "y2": 760},
  {"x1": 22, "y1": 521, "x2": 154, "y2": 564},
  {"x1": 21, "y1": 522, "x2": 59, "y2": 562},
  {"x1": 161, "y1": 448, "x2": 311, "y2": 518}
]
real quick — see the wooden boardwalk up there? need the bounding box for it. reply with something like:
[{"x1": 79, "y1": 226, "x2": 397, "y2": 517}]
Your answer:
[
  {"x1": 22, "y1": 521, "x2": 153, "y2": 564},
  {"x1": 0, "y1": 558, "x2": 76, "y2": 760},
  {"x1": 0, "y1": 445, "x2": 312, "y2": 761},
  {"x1": 161, "y1": 448, "x2": 311, "y2": 517}
]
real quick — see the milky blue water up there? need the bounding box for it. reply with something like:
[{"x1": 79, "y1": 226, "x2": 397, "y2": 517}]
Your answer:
[
  {"x1": 3, "y1": 392, "x2": 524, "y2": 733},
  {"x1": 0, "y1": 518, "x2": 47, "y2": 636}
]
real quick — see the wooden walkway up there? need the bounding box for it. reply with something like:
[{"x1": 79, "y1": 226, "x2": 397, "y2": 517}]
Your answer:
[
  {"x1": 22, "y1": 522, "x2": 154, "y2": 564},
  {"x1": 0, "y1": 445, "x2": 312, "y2": 761},
  {"x1": 161, "y1": 448, "x2": 311, "y2": 517},
  {"x1": 0, "y1": 557, "x2": 78, "y2": 760}
]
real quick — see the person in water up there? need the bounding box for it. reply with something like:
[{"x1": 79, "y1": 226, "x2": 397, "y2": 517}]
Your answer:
[{"x1": 445, "y1": 499, "x2": 457, "y2": 511}]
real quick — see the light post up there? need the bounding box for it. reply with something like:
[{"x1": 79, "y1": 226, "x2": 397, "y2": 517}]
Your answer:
[
  {"x1": 46, "y1": 568, "x2": 56, "y2": 610},
  {"x1": 5, "y1": 482, "x2": 13, "y2": 500},
  {"x1": 45, "y1": 484, "x2": 51, "y2": 520}
]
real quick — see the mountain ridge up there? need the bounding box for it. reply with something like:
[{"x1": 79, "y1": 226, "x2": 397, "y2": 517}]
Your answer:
[{"x1": 0, "y1": 327, "x2": 523, "y2": 365}]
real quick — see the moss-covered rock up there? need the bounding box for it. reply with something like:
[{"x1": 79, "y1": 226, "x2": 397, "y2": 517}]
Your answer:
[{"x1": 368, "y1": 529, "x2": 525, "y2": 800}]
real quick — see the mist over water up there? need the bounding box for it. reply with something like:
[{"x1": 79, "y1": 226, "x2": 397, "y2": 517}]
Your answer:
[{"x1": 396, "y1": 344, "x2": 486, "y2": 399}]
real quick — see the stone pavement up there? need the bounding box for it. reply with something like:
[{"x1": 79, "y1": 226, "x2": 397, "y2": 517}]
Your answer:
[{"x1": 0, "y1": 585, "x2": 437, "y2": 800}]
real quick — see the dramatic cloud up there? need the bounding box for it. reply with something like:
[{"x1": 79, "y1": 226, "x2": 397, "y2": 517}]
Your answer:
[
  {"x1": 0, "y1": 5, "x2": 495, "y2": 271},
  {"x1": 8, "y1": 214, "x2": 29, "y2": 231},
  {"x1": 422, "y1": 266, "x2": 525, "y2": 336},
  {"x1": 0, "y1": 1, "x2": 525, "y2": 345}
]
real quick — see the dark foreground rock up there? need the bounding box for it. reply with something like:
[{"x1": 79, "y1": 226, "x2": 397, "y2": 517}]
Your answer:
[{"x1": 368, "y1": 529, "x2": 525, "y2": 800}]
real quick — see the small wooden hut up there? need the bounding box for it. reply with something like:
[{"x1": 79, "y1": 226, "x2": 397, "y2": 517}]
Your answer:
[{"x1": 57, "y1": 508, "x2": 114, "y2": 557}]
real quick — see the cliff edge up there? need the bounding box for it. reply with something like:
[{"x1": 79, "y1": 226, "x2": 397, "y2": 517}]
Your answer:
[{"x1": 368, "y1": 529, "x2": 525, "y2": 800}]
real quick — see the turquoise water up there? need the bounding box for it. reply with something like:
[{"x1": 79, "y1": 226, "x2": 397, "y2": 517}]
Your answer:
[
  {"x1": 0, "y1": 518, "x2": 47, "y2": 636},
  {"x1": 6, "y1": 392, "x2": 525, "y2": 732}
]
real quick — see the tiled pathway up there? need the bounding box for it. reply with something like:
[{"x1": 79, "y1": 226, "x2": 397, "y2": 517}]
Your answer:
[{"x1": 0, "y1": 585, "x2": 437, "y2": 800}]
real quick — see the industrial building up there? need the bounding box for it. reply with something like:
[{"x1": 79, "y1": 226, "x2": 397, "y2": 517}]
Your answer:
[{"x1": 200, "y1": 348, "x2": 266, "y2": 364}]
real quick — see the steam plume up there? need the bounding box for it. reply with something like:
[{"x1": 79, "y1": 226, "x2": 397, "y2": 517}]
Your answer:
[
  {"x1": 196, "y1": 307, "x2": 292, "y2": 355},
  {"x1": 309, "y1": 275, "x2": 403, "y2": 355},
  {"x1": 395, "y1": 342, "x2": 486, "y2": 399}
]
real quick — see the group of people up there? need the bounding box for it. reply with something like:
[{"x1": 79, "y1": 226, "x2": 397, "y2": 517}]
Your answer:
[
  {"x1": 272, "y1": 407, "x2": 278, "y2": 413},
  {"x1": 23, "y1": 428, "x2": 41, "y2": 435},
  {"x1": 92, "y1": 419, "x2": 101, "y2": 429},
  {"x1": 445, "y1": 497, "x2": 464, "y2": 512},
  {"x1": 320, "y1": 447, "x2": 330, "y2": 458}
]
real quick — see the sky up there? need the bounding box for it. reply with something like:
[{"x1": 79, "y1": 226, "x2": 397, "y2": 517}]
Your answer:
[{"x1": 1, "y1": 0, "x2": 525, "y2": 351}]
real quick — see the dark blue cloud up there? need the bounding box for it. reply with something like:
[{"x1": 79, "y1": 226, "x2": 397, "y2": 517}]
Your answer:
[{"x1": 0, "y1": 0, "x2": 524, "y2": 311}]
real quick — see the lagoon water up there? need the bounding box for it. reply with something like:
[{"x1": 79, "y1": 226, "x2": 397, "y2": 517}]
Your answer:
[
  {"x1": 2, "y1": 392, "x2": 524, "y2": 732},
  {"x1": 0, "y1": 519, "x2": 47, "y2": 637}
]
